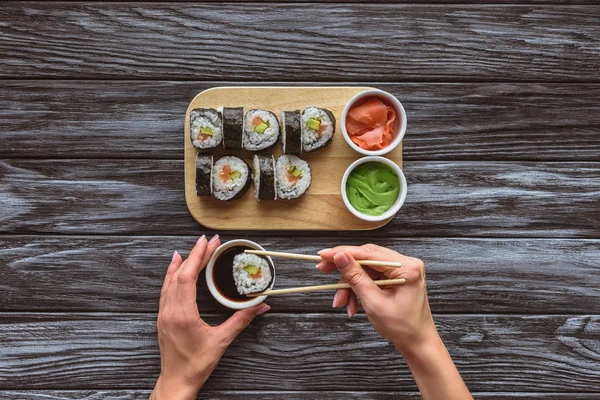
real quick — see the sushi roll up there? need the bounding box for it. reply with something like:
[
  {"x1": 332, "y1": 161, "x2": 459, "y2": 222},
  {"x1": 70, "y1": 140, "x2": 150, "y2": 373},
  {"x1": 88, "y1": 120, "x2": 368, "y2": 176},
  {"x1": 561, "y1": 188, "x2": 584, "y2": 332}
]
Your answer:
[
  {"x1": 195, "y1": 153, "x2": 213, "y2": 196},
  {"x1": 302, "y1": 107, "x2": 335, "y2": 152},
  {"x1": 222, "y1": 107, "x2": 244, "y2": 151},
  {"x1": 275, "y1": 155, "x2": 311, "y2": 200},
  {"x1": 281, "y1": 110, "x2": 302, "y2": 155},
  {"x1": 190, "y1": 108, "x2": 222, "y2": 149},
  {"x1": 252, "y1": 154, "x2": 276, "y2": 201},
  {"x1": 232, "y1": 253, "x2": 274, "y2": 295},
  {"x1": 244, "y1": 110, "x2": 280, "y2": 151},
  {"x1": 212, "y1": 155, "x2": 251, "y2": 201}
]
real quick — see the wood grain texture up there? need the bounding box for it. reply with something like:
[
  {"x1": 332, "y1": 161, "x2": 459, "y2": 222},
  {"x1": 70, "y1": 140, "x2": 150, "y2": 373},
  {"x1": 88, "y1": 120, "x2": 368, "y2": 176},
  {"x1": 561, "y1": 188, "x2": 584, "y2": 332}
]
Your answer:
[
  {"x1": 1, "y1": 236, "x2": 598, "y2": 314},
  {"x1": 184, "y1": 86, "x2": 402, "y2": 231},
  {"x1": 0, "y1": 313, "x2": 598, "y2": 391},
  {"x1": 1, "y1": 159, "x2": 598, "y2": 237},
  {"x1": 2, "y1": 391, "x2": 599, "y2": 400},
  {"x1": 1, "y1": 4, "x2": 599, "y2": 81},
  {"x1": 3, "y1": 81, "x2": 599, "y2": 161}
]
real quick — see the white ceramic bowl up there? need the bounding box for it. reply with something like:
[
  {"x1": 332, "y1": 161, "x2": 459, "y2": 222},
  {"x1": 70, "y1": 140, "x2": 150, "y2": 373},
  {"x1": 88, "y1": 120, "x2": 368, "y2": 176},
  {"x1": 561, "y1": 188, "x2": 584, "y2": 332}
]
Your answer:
[
  {"x1": 205, "y1": 239, "x2": 275, "y2": 310},
  {"x1": 341, "y1": 156, "x2": 407, "y2": 222},
  {"x1": 341, "y1": 89, "x2": 407, "y2": 156}
]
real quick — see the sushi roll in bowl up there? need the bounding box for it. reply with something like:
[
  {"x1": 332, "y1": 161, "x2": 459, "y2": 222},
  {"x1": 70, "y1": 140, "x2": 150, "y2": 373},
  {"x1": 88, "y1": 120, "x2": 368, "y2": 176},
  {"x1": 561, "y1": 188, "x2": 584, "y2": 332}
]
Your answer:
[
  {"x1": 302, "y1": 107, "x2": 335, "y2": 152},
  {"x1": 244, "y1": 110, "x2": 280, "y2": 151},
  {"x1": 232, "y1": 253, "x2": 274, "y2": 295},
  {"x1": 212, "y1": 155, "x2": 251, "y2": 201},
  {"x1": 276, "y1": 155, "x2": 311, "y2": 200},
  {"x1": 190, "y1": 108, "x2": 222, "y2": 149}
]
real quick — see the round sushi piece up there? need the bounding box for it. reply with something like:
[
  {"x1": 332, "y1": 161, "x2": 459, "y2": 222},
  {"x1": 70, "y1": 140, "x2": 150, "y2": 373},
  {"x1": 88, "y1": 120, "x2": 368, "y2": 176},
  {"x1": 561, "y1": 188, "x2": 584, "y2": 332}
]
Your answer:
[
  {"x1": 275, "y1": 155, "x2": 311, "y2": 200},
  {"x1": 222, "y1": 107, "x2": 244, "y2": 151},
  {"x1": 232, "y1": 253, "x2": 273, "y2": 295},
  {"x1": 302, "y1": 107, "x2": 336, "y2": 152},
  {"x1": 252, "y1": 154, "x2": 276, "y2": 201},
  {"x1": 195, "y1": 153, "x2": 213, "y2": 196},
  {"x1": 281, "y1": 110, "x2": 302, "y2": 155},
  {"x1": 190, "y1": 108, "x2": 222, "y2": 149},
  {"x1": 244, "y1": 110, "x2": 280, "y2": 151},
  {"x1": 212, "y1": 155, "x2": 251, "y2": 201}
]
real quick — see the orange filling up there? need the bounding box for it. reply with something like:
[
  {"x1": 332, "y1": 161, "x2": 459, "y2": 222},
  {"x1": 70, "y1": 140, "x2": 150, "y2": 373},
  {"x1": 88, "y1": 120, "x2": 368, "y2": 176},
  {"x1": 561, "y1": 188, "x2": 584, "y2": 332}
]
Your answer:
[{"x1": 219, "y1": 165, "x2": 232, "y2": 182}]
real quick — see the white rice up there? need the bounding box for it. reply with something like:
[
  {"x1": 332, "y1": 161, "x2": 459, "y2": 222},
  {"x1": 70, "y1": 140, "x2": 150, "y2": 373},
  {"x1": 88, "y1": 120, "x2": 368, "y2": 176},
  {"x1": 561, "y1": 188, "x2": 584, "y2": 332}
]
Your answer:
[
  {"x1": 243, "y1": 110, "x2": 280, "y2": 151},
  {"x1": 232, "y1": 253, "x2": 272, "y2": 295},
  {"x1": 302, "y1": 107, "x2": 334, "y2": 152},
  {"x1": 212, "y1": 156, "x2": 249, "y2": 201},
  {"x1": 275, "y1": 155, "x2": 311, "y2": 200},
  {"x1": 190, "y1": 109, "x2": 222, "y2": 149}
]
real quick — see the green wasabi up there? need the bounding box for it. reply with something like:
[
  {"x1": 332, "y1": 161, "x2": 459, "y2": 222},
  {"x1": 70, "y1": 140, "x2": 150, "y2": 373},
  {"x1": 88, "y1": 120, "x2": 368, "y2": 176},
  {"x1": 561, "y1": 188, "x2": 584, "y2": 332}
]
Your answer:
[{"x1": 346, "y1": 162, "x2": 400, "y2": 216}]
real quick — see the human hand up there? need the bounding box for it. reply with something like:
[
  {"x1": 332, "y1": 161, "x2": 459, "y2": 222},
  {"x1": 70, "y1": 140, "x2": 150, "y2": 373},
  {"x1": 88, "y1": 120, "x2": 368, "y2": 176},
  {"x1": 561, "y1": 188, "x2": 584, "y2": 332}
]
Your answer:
[
  {"x1": 151, "y1": 235, "x2": 271, "y2": 400},
  {"x1": 317, "y1": 244, "x2": 437, "y2": 355}
]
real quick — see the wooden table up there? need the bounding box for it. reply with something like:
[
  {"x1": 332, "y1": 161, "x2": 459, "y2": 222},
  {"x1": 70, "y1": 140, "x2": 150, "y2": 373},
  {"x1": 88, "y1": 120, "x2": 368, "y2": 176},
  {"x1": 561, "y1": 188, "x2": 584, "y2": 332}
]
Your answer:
[{"x1": 1, "y1": 3, "x2": 599, "y2": 399}]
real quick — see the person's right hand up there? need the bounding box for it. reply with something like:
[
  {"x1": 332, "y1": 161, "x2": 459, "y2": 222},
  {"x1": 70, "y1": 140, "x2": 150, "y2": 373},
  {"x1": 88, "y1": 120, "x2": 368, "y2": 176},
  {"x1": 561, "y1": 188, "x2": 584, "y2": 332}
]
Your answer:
[{"x1": 317, "y1": 244, "x2": 438, "y2": 354}]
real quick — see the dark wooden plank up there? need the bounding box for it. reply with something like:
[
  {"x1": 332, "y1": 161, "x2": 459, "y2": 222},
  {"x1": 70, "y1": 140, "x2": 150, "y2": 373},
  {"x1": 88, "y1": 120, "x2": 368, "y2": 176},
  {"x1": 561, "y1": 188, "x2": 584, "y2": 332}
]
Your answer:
[
  {"x1": 2, "y1": 81, "x2": 599, "y2": 161},
  {"x1": 1, "y1": 4, "x2": 599, "y2": 81},
  {"x1": 0, "y1": 313, "x2": 598, "y2": 391},
  {"x1": 1, "y1": 236, "x2": 598, "y2": 314},
  {"x1": 2, "y1": 391, "x2": 599, "y2": 400},
  {"x1": 1, "y1": 159, "x2": 598, "y2": 237}
]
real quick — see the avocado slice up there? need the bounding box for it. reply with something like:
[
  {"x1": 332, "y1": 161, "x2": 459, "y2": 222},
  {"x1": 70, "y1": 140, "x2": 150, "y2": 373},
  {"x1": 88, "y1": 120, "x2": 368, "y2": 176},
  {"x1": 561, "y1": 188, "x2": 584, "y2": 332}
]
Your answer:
[
  {"x1": 254, "y1": 122, "x2": 269, "y2": 133},
  {"x1": 230, "y1": 170, "x2": 241, "y2": 180},
  {"x1": 306, "y1": 118, "x2": 321, "y2": 130},
  {"x1": 290, "y1": 166, "x2": 302, "y2": 177},
  {"x1": 243, "y1": 264, "x2": 259, "y2": 275},
  {"x1": 200, "y1": 127, "x2": 214, "y2": 136}
]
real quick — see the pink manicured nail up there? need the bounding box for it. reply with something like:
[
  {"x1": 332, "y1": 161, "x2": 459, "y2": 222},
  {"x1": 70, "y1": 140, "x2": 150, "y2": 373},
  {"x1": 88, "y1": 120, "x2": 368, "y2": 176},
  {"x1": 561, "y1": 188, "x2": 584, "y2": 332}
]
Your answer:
[
  {"x1": 315, "y1": 261, "x2": 324, "y2": 270},
  {"x1": 209, "y1": 234, "x2": 219, "y2": 244},
  {"x1": 171, "y1": 251, "x2": 179, "y2": 263},
  {"x1": 318, "y1": 248, "x2": 331, "y2": 255},
  {"x1": 256, "y1": 304, "x2": 271, "y2": 316},
  {"x1": 197, "y1": 235, "x2": 206, "y2": 245},
  {"x1": 347, "y1": 304, "x2": 353, "y2": 318},
  {"x1": 332, "y1": 292, "x2": 339, "y2": 308},
  {"x1": 334, "y1": 252, "x2": 351, "y2": 269}
]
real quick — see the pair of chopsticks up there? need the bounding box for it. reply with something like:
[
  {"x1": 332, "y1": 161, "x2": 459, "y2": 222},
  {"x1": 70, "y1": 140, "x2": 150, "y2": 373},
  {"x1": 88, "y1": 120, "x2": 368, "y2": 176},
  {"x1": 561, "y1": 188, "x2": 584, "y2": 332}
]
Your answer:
[{"x1": 244, "y1": 249, "x2": 405, "y2": 297}]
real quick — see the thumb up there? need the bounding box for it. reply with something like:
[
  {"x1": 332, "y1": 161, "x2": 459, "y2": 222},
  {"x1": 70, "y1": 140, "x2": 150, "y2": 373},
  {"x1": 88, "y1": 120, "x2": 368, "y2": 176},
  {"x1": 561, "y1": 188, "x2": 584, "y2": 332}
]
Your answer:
[
  {"x1": 334, "y1": 252, "x2": 381, "y2": 300},
  {"x1": 218, "y1": 303, "x2": 270, "y2": 343}
]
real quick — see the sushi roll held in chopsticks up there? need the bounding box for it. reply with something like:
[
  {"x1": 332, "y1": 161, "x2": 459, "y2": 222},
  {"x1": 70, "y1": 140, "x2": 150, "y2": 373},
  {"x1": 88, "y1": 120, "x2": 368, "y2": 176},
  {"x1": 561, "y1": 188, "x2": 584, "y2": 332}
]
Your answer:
[
  {"x1": 302, "y1": 107, "x2": 336, "y2": 152},
  {"x1": 275, "y1": 155, "x2": 311, "y2": 200},
  {"x1": 252, "y1": 154, "x2": 276, "y2": 201},
  {"x1": 232, "y1": 253, "x2": 274, "y2": 295},
  {"x1": 244, "y1": 110, "x2": 280, "y2": 151},
  {"x1": 281, "y1": 110, "x2": 302, "y2": 155},
  {"x1": 212, "y1": 155, "x2": 251, "y2": 201},
  {"x1": 195, "y1": 153, "x2": 213, "y2": 196},
  {"x1": 222, "y1": 107, "x2": 244, "y2": 151},
  {"x1": 190, "y1": 108, "x2": 222, "y2": 149}
]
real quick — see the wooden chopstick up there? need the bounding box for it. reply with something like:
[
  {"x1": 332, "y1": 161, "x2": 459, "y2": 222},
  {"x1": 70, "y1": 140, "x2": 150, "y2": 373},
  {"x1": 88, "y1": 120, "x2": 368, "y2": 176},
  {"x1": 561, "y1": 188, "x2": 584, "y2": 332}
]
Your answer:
[
  {"x1": 246, "y1": 278, "x2": 406, "y2": 297},
  {"x1": 244, "y1": 250, "x2": 402, "y2": 268}
]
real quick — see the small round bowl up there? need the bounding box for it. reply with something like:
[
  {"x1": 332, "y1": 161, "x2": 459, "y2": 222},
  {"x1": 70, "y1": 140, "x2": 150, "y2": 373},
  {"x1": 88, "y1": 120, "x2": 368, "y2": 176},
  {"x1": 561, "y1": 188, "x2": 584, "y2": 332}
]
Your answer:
[
  {"x1": 205, "y1": 239, "x2": 275, "y2": 310},
  {"x1": 341, "y1": 156, "x2": 407, "y2": 222},
  {"x1": 341, "y1": 89, "x2": 407, "y2": 156}
]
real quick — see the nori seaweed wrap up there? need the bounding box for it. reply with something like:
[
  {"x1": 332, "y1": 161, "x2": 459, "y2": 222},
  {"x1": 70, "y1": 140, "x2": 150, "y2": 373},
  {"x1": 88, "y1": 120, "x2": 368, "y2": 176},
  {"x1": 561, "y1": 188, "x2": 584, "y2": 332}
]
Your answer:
[
  {"x1": 222, "y1": 107, "x2": 244, "y2": 151},
  {"x1": 195, "y1": 153, "x2": 213, "y2": 196},
  {"x1": 252, "y1": 154, "x2": 276, "y2": 201},
  {"x1": 281, "y1": 110, "x2": 302, "y2": 155}
]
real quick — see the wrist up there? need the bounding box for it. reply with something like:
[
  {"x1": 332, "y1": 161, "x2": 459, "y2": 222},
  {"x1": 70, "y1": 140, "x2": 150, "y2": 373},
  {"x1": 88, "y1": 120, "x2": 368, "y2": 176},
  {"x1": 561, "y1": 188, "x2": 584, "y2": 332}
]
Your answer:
[
  {"x1": 392, "y1": 324, "x2": 442, "y2": 360},
  {"x1": 151, "y1": 374, "x2": 200, "y2": 400}
]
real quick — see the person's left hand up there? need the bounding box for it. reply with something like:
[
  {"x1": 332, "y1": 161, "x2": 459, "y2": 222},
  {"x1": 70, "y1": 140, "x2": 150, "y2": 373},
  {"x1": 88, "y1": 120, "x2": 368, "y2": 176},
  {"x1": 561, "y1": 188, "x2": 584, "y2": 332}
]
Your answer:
[{"x1": 151, "y1": 234, "x2": 271, "y2": 400}]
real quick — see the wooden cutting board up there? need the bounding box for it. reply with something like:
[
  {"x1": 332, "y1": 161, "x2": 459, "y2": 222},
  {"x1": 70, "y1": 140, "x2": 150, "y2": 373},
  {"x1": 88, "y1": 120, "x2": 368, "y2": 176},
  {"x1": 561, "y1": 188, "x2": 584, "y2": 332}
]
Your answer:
[{"x1": 184, "y1": 86, "x2": 403, "y2": 231}]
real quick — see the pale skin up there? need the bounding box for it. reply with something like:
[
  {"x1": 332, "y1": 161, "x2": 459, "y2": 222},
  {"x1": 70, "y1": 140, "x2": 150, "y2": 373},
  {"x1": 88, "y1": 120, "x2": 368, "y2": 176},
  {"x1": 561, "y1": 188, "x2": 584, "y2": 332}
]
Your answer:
[{"x1": 151, "y1": 238, "x2": 472, "y2": 400}]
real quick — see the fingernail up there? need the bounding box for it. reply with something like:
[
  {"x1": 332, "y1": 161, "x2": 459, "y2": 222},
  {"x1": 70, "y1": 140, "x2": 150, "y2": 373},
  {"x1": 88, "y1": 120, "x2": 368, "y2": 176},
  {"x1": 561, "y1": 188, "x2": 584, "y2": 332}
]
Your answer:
[
  {"x1": 171, "y1": 251, "x2": 179, "y2": 263},
  {"x1": 347, "y1": 305, "x2": 352, "y2": 318},
  {"x1": 256, "y1": 304, "x2": 271, "y2": 316},
  {"x1": 332, "y1": 292, "x2": 339, "y2": 308},
  {"x1": 318, "y1": 248, "x2": 331, "y2": 255},
  {"x1": 334, "y1": 252, "x2": 351, "y2": 269},
  {"x1": 315, "y1": 261, "x2": 324, "y2": 270},
  {"x1": 209, "y1": 234, "x2": 219, "y2": 244},
  {"x1": 196, "y1": 235, "x2": 206, "y2": 245}
]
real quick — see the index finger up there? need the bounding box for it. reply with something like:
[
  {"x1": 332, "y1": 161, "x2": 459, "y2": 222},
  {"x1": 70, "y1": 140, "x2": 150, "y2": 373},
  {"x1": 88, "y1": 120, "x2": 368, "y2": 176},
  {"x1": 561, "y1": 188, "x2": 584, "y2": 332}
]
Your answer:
[{"x1": 319, "y1": 244, "x2": 400, "y2": 265}]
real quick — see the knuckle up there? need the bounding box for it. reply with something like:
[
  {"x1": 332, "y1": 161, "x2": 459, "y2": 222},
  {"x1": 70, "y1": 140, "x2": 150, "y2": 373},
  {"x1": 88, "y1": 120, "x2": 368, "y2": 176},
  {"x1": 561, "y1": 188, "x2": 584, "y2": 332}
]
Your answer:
[
  {"x1": 347, "y1": 270, "x2": 366, "y2": 287},
  {"x1": 361, "y1": 243, "x2": 380, "y2": 255},
  {"x1": 176, "y1": 271, "x2": 190, "y2": 284}
]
